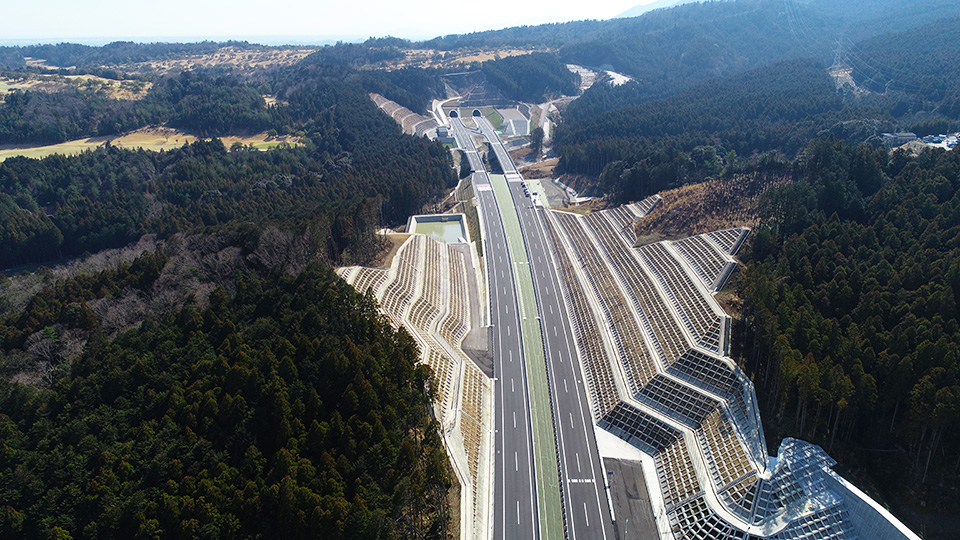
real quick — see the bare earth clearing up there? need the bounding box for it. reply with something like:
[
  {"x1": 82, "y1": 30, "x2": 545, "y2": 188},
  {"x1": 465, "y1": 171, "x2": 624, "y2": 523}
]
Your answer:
[
  {"x1": 0, "y1": 127, "x2": 302, "y2": 161},
  {"x1": 635, "y1": 172, "x2": 789, "y2": 240}
]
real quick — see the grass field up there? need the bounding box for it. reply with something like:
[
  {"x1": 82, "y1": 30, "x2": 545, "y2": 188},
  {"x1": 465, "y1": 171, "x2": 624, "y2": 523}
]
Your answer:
[
  {"x1": 0, "y1": 127, "x2": 302, "y2": 162},
  {"x1": 0, "y1": 79, "x2": 40, "y2": 94},
  {"x1": 485, "y1": 109, "x2": 504, "y2": 130}
]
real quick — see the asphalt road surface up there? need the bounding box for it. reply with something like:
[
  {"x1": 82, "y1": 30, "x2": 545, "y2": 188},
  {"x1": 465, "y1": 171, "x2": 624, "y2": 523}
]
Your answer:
[
  {"x1": 450, "y1": 118, "x2": 540, "y2": 540},
  {"x1": 477, "y1": 117, "x2": 614, "y2": 540},
  {"x1": 450, "y1": 117, "x2": 613, "y2": 540}
]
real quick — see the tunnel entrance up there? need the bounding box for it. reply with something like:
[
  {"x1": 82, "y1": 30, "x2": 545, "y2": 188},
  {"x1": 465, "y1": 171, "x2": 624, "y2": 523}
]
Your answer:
[
  {"x1": 449, "y1": 110, "x2": 458, "y2": 118},
  {"x1": 472, "y1": 109, "x2": 482, "y2": 117}
]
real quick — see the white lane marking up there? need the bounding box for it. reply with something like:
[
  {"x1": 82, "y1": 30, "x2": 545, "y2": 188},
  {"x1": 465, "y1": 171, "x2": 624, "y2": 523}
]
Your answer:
[
  {"x1": 513, "y1": 411, "x2": 517, "y2": 429},
  {"x1": 584, "y1": 503, "x2": 590, "y2": 527},
  {"x1": 509, "y1": 351, "x2": 513, "y2": 362},
  {"x1": 569, "y1": 412, "x2": 574, "y2": 430},
  {"x1": 515, "y1": 452, "x2": 518, "y2": 471},
  {"x1": 507, "y1": 326, "x2": 511, "y2": 337},
  {"x1": 576, "y1": 452, "x2": 582, "y2": 472},
  {"x1": 501, "y1": 270, "x2": 504, "y2": 278},
  {"x1": 541, "y1": 270, "x2": 546, "y2": 278},
  {"x1": 511, "y1": 378, "x2": 515, "y2": 392},
  {"x1": 564, "y1": 379, "x2": 569, "y2": 393},
  {"x1": 517, "y1": 501, "x2": 521, "y2": 525},
  {"x1": 549, "y1": 305, "x2": 554, "y2": 315},
  {"x1": 502, "y1": 287, "x2": 506, "y2": 295},
  {"x1": 553, "y1": 326, "x2": 558, "y2": 337},
  {"x1": 499, "y1": 256, "x2": 502, "y2": 263}
]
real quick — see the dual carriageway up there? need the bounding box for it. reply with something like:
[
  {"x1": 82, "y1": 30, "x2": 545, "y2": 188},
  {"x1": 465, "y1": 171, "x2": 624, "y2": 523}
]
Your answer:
[{"x1": 449, "y1": 117, "x2": 613, "y2": 540}]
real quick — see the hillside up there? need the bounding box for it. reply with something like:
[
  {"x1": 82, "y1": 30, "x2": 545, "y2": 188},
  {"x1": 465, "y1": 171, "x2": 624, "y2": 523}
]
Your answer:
[
  {"x1": 739, "y1": 142, "x2": 960, "y2": 535},
  {"x1": 0, "y1": 254, "x2": 450, "y2": 539},
  {"x1": 554, "y1": 59, "x2": 856, "y2": 196},
  {"x1": 0, "y1": 62, "x2": 454, "y2": 270},
  {"x1": 633, "y1": 171, "x2": 789, "y2": 241}
]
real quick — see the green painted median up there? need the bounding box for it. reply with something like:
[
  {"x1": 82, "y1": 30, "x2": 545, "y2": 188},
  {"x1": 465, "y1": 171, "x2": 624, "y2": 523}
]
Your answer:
[{"x1": 490, "y1": 173, "x2": 563, "y2": 540}]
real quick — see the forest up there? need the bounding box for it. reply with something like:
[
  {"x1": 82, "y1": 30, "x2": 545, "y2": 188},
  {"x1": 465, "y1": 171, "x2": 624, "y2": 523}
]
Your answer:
[
  {"x1": 0, "y1": 52, "x2": 459, "y2": 532},
  {"x1": 738, "y1": 140, "x2": 960, "y2": 524},
  {"x1": 0, "y1": 71, "x2": 280, "y2": 145},
  {"x1": 553, "y1": 59, "x2": 875, "y2": 199},
  {"x1": 847, "y1": 16, "x2": 960, "y2": 122},
  {"x1": 480, "y1": 53, "x2": 579, "y2": 103},
  {"x1": 0, "y1": 64, "x2": 454, "y2": 269},
  {"x1": 0, "y1": 257, "x2": 450, "y2": 539}
]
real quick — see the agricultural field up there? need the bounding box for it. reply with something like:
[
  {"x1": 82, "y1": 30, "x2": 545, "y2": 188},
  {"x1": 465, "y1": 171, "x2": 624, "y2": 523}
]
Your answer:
[{"x1": 0, "y1": 126, "x2": 301, "y2": 161}]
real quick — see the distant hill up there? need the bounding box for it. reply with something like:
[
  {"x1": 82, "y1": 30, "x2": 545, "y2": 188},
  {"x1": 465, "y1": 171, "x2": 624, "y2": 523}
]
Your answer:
[{"x1": 615, "y1": 0, "x2": 702, "y2": 19}]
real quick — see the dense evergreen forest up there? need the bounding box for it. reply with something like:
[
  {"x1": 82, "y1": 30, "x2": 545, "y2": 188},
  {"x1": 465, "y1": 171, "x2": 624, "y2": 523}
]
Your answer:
[
  {"x1": 847, "y1": 16, "x2": 960, "y2": 122},
  {"x1": 738, "y1": 141, "x2": 960, "y2": 525},
  {"x1": 553, "y1": 59, "x2": 879, "y2": 199},
  {"x1": 0, "y1": 60, "x2": 454, "y2": 269},
  {"x1": 0, "y1": 71, "x2": 277, "y2": 145},
  {"x1": 0, "y1": 259, "x2": 450, "y2": 539},
  {"x1": 480, "y1": 53, "x2": 578, "y2": 103}
]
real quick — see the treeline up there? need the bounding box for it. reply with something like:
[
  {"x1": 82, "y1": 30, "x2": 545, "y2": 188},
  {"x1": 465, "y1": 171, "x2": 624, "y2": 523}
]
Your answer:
[
  {"x1": 848, "y1": 16, "x2": 960, "y2": 120},
  {"x1": 0, "y1": 259, "x2": 450, "y2": 539},
  {"x1": 739, "y1": 140, "x2": 960, "y2": 517},
  {"x1": 0, "y1": 87, "x2": 127, "y2": 144},
  {"x1": 480, "y1": 53, "x2": 579, "y2": 103},
  {"x1": 0, "y1": 71, "x2": 277, "y2": 145},
  {"x1": 0, "y1": 62, "x2": 449, "y2": 146},
  {"x1": 301, "y1": 41, "x2": 405, "y2": 69},
  {"x1": 0, "y1": 69, "x2": 454, "y2": 269},
  {"x1": 554, "y1": 60, "x2": 861, "y2": 198},
  {"x1": 0, "y1": 41, "x2": 268, "y2": 70}
]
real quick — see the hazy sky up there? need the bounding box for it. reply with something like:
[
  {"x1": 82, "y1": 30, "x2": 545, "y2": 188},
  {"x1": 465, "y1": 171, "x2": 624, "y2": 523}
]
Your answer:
[{"x1": 1, "y1": 0, "x2": 654, "y2": 45}]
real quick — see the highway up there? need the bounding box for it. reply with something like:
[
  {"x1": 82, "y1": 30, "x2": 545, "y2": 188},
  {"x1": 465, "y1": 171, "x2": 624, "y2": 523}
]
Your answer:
[
  {"x1": 451, "y1": 118, "x2": 540, "y2": 540},
  {"x1": 452, "y1": 115, "x2": 612, "y2": 540},
  {"x1": 476, "y1": 117, "x2": 613, "y2": 540}
]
